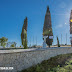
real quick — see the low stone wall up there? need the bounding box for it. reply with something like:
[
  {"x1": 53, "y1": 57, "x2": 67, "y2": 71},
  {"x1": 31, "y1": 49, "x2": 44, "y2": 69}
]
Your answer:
[{"x1": 0, "y1": 47, "x2": 72, "y2": 72}]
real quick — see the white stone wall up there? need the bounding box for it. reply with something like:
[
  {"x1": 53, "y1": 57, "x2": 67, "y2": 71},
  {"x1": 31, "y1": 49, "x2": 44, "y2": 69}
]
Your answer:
[{"x1": 0, "y1": 47, "x2": 72, "y2": 72}]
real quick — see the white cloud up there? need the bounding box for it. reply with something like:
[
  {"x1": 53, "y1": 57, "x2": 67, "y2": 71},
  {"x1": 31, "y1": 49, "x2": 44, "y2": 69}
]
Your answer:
[
  {"x1": 57, "y1": 24, "x2": 63, "y2": 28},
  {"x1": 65, "y1": 22, "x2": 69, "y2": 25},
  {"x1": 65, "y1": 23, "x2": 67, "y2": 25},
  {"x1": 54, "y1": 24, "x2": 63, "y2": 29}
]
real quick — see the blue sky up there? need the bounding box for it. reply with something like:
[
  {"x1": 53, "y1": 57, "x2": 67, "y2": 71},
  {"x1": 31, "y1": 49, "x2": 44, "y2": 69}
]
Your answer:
[{"x1": 0, "y1": 0, "x2": 72, "y2": 47}]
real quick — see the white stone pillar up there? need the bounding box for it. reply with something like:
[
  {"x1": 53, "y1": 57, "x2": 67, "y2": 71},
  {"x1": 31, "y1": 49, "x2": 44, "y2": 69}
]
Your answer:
[{"x1": 43, "y1": 36, "x2": 48, "y2": 48}]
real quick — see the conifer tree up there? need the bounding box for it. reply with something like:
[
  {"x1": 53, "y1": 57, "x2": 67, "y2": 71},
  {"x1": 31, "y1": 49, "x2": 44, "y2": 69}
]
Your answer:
[
  {"x1": 21, "y1": 17, "x2": 28, "y2": 49},
  {"x1": 57, "y1": 36, "x2": 60, "y2": 47},
  {"x1": 23, "y1": 29, "x2": 27, "y2": 49},
  {"x1": 43, "y1": 6, "x2": 53, "y2": 47}
]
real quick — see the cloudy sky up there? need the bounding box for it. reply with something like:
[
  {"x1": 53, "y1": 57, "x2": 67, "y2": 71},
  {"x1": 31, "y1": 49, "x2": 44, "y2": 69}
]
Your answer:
[{"x1": 0, "y1": 0, "x2": 72, "y2": 46}]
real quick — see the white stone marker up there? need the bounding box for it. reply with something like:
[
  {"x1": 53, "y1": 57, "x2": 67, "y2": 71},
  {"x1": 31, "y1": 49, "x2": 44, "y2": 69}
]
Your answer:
[{"x1": 43, "y1": 36, "x2": 48, "y2": 48}]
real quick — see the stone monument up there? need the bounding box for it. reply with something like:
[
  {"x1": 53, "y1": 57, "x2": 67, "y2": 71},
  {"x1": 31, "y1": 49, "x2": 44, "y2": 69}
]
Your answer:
[{"x1": 43, "y1": 36, "x2": 48, "y2": 48}]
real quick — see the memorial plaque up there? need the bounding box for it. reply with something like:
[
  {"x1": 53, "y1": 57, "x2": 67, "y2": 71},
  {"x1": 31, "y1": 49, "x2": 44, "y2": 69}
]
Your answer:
[{"x1": 49, "y1": 36, "x2": 53, "y2": 39}]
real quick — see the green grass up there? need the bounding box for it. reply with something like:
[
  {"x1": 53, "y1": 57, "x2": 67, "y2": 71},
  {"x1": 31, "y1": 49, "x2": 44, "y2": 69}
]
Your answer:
[{"x1": 21, "y1": 53, "x2": 72, "y2": 72}]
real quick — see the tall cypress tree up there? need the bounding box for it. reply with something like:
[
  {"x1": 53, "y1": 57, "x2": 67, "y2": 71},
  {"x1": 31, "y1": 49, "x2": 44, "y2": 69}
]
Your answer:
[
  {"x1": 43, "y1": 6, "x2": 53, "y2": 47},
  {"x1": 21, "y1": 17, "x2": 28, "y2": 48},
  {"x1": 23, "y1": 29, "x2": 27, "y2": 49},
  {"x1": 57, "y1": 36, "x2": 60, "y2": 47}
]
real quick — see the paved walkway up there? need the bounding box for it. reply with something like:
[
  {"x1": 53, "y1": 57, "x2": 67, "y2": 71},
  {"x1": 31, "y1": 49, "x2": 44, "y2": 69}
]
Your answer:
[{"x1": 0, "y1": 47, "x2": 72, "y2": 54}]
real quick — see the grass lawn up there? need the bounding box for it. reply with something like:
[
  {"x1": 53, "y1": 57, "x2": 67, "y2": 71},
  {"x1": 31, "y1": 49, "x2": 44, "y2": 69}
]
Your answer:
[{"x1": 21, "y1": 53, "x2": 72, "y2": 72}]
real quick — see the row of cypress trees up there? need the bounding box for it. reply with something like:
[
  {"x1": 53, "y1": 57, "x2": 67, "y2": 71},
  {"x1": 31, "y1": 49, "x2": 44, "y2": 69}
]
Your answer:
[{"x1": 21, "y1": 17, "x2": 60, "y2": 49}]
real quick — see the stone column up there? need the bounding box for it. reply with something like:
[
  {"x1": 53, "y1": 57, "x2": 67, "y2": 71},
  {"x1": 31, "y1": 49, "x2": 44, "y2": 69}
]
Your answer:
[{"x1": 43, "y1": 36, "x2": 48, "y2": 48}]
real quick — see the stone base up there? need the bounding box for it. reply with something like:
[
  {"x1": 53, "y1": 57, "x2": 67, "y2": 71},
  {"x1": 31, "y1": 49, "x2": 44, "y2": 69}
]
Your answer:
[{"x1": 43, "y1": 42, "x2": 47, "y2": 48}]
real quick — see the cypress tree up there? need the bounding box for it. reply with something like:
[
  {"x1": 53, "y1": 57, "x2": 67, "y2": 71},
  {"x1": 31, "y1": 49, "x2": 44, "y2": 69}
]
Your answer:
[
  {"x1": 57, "y1": 36, "x2": 60, "y2": 47},
  {"x1": 21, "y1": 17, "x2": 28, "y2": 48},
  {"x1": 43, "y1": 6, "x2": 53, "y2": 47},
  {"x1": 23, "y1": 29, "x2": 27, "y2": 49}
]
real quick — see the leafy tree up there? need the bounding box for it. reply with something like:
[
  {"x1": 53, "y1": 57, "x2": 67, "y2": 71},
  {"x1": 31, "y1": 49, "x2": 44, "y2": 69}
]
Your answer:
[
  {"x1": 6, "y1": 42, "x2": 16, "y2": 48},
  {"x1": 57, "y1": 36, "x2": 60, "y2": 47},
  {"x1": 20, "y1": 45, "x2": 21, "y2": 47},
  {"x1": 0, "y1": 37, "x2": 8, "y2": 47},
  {"x1": 10, "y1": 44, "x2": 15, "y2": 47},
  {"x1": 13, "y1": 42, "x2": 17, "y2": 47},
  {"x1": 32, "y1": 45, "x2": 37, "y2": 48}
]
